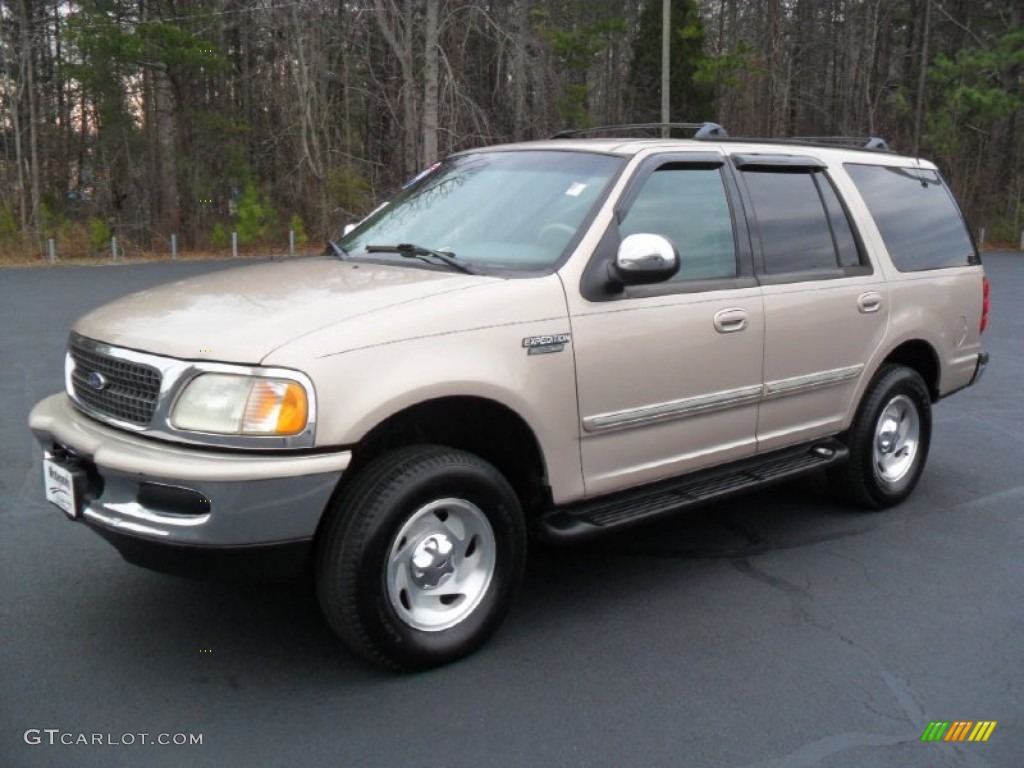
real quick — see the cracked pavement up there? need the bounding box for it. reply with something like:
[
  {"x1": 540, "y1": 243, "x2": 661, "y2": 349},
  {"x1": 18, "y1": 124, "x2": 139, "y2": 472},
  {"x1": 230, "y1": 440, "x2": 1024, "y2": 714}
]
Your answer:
[{"x1": 2, "y1": 253, "x2": 1022, "y2": 767}]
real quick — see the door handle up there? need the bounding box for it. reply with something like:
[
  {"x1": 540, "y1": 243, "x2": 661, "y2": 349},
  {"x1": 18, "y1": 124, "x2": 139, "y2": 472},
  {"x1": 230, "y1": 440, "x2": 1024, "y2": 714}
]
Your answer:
[
  {"x1": 713, "y1": 308, "x2": 748, "y2": 333},
  {"x1": 857, "y1": 292, "x2": 883, "y2": 314}
]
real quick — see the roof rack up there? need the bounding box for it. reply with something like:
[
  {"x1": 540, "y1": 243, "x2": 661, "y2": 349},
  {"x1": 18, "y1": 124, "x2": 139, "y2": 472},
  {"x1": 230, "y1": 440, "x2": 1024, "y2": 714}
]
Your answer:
[
  {"x1": 710, "y1": 135, "x2": 895, "y2": 154},
  {"x1": 551, "y1": 122, "x2": 729, "y2": 140},
  {"x1": 548, "y1": 123, "x2": 894, "y2": 153},
  {"x1": 791, "y1": 136, "x2": 891, "y2": 151}
]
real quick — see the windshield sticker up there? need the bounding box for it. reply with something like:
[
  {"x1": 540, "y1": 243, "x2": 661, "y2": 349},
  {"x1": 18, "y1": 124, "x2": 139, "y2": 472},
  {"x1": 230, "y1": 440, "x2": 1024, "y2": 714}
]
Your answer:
[{"x1": 565, "y1": 182, "x2": 587, "y2": 197}]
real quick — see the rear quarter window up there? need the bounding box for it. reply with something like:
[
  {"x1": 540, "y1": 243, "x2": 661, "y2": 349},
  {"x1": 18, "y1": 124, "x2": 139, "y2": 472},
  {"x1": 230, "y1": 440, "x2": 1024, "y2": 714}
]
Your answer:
[{"x1": 844, "y1": 163, "x2": 978, "y2": 271}]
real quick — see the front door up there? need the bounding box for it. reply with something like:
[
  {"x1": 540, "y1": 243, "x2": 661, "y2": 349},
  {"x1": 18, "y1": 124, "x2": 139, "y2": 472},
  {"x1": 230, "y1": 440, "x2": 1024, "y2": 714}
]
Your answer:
[{"x1": 567, "y1": 155, "x2": 765, "y2": 497}]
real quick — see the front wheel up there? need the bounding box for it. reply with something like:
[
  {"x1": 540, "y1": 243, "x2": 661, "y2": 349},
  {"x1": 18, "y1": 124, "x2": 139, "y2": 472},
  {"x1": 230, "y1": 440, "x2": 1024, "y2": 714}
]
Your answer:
[
  {"x1": 315, "y1": 445, "x2": 526, "y2": 671},
  {"x1": 830, "y1": 365, "x2": 932, "y2": 509}
]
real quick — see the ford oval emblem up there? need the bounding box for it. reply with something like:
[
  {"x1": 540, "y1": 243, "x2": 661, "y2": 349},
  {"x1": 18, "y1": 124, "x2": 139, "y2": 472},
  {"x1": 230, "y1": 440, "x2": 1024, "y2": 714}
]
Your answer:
[{"x1": 86, "y1": 371, "x2": 108, "y2": 391}]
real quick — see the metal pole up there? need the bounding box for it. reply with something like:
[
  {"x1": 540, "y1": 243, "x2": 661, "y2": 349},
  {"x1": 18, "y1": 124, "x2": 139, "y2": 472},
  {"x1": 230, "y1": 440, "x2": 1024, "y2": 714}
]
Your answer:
[
  {"x1": 289, "y1": 229, "x2": 295, "y2": 258},
  {"x1": 661, "y1": 0, "x2": 670, "y2": 138},
  {"x1": 232, "y1": 231, "x2": 238, "y2": 259},
  {"x1": 979, "y1": 227, "x2": 986, "y2": 247},
  {"x1": 47, "y1": 238, "x2": 56, "y2": 264},
  {"x1": 111, "y1": 236, "x2": 118, "y2": 262},
  {"x1": 1019, "y1": 229, "x2": 1023, "y2": 252},
  {"x1": 171, "y1": 233, "x2": 178, "y2": 260}
]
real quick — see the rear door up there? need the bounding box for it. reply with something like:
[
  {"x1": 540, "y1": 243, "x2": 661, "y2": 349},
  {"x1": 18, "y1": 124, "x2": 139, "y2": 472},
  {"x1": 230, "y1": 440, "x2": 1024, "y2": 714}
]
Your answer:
[
  {"x1": 731, "y1": 154, "x2": 889, "y2": 452},
  {"x1": 843, "y1": 162, "x2": 985, "y2": 395}
]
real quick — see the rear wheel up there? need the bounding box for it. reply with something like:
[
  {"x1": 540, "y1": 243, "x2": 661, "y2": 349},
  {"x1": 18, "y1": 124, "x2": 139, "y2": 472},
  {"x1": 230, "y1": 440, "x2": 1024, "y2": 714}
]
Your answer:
[
  {"x1": 315, "y1": 445, "x2": 526, "y2": 671},
  {"x1": 830, "y1": 365, "x2": 932, "y2": 509}
]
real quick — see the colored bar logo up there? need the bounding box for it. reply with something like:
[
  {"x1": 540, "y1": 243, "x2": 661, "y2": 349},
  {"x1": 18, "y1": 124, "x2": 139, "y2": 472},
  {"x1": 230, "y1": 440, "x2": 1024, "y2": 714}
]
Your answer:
[{"x1": 920, "y1": 721, "x2": 996, "y2": 742}]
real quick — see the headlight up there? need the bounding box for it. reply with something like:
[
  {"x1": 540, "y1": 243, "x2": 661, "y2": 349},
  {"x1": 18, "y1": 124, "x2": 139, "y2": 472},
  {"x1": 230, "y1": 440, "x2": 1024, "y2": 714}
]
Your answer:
[{"x1": 171, "y1": 374, "x2": 309, "y2": 436}]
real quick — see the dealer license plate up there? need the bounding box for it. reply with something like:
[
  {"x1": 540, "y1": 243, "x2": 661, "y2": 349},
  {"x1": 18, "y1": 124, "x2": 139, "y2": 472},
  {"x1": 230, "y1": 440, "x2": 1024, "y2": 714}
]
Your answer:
[{"x1": 43, "y1": 457, "x2": 79, "y2": 519}]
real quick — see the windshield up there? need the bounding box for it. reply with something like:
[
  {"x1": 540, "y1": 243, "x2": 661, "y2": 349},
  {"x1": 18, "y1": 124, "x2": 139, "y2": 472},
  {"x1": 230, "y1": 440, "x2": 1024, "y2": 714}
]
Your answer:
[{"x1": 341, "y1": 150, "x2": 624, "y2": 272}]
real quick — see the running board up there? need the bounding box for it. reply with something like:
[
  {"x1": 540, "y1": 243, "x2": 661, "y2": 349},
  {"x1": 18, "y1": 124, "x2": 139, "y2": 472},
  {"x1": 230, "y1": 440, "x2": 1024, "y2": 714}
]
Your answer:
[{"x1": 541, "y1": 439, "x2": 848, "y2": 542}]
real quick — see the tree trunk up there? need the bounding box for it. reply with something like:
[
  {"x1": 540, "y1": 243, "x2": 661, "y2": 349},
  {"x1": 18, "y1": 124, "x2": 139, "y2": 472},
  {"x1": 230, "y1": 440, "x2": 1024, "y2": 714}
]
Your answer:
[
  {"x1": 19, "y1": 0, "x2": 41, "y2": 232},
  {"x1": 374, "y1": 0, "x2": 418, "y2": 175},
  {"x1": 913, "y1": 0, "x2": 932, "y2": 156},
  {"x1": 998, "y1": 0, "x2": 1023, "y2": 209},
  {"x1": 9, "y1": 22, "x2": 28, "y2": 230},
  {"x1": 153, "y1": 64, "x2": 180, "y2": 236},
  {"x1": 512, "y1": 0, "x2": 528, "y2": 139},
  {"x1": 422, "y1": 0, "x2": 440, "y2": 166}
]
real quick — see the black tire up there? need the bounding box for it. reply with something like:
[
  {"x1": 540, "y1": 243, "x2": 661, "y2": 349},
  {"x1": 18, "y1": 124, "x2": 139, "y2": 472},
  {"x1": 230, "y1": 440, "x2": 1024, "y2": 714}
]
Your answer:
[
  {"x1": 830, "y1": 364, "x2": 932, "y2": 509},
  {"x1": 315, "y1": 445, "x2": 526, "y2": 672}
]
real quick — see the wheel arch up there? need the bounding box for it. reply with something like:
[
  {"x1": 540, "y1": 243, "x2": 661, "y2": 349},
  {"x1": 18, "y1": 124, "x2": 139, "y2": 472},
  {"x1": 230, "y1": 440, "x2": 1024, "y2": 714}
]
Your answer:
[
  {"x1": 878, "y1": 339, "x2": 941, "y2": 401},
  {"x1": 332, "y1": 395, "x2": 552, "y2": 521}
]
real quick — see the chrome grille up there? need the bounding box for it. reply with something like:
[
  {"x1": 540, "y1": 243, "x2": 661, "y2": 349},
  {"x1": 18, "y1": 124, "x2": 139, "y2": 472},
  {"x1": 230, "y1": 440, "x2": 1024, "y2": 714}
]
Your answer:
[{"x1": 69, "y1": 336, "x2": 162, "y2": 425}]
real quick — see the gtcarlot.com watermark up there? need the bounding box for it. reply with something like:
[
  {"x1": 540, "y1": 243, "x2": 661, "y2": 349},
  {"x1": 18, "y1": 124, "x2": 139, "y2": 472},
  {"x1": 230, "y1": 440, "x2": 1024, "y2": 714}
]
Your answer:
[{"x1": 24, "y1": 729, "x2": 202, "y2": 746}]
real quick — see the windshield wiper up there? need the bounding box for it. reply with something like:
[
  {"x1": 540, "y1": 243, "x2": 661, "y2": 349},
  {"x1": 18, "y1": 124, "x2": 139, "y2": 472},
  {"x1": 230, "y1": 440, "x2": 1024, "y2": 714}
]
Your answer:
[
  {"x1": 365, "y1": 243, "x2": 480, "y2": 275},
  {"x1": 325, "y1": 240, "x2": 348, "y2": 259}
]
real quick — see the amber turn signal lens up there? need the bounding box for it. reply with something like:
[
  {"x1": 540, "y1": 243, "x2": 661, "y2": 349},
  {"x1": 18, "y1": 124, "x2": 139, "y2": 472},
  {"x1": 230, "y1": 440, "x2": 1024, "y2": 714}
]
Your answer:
[
  {"x1": 241, "y1": 379, "x2": 309, "y2": 435},
  {"x1": 275, "y1": 381, "x2": 308, "y2": 435}
]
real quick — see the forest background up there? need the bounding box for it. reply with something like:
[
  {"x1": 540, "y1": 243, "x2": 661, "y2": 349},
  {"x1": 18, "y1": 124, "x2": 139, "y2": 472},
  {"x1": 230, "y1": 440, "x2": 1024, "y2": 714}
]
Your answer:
[{"x1": 1, "y1": 0, "x2": 1021, "y2": 262}]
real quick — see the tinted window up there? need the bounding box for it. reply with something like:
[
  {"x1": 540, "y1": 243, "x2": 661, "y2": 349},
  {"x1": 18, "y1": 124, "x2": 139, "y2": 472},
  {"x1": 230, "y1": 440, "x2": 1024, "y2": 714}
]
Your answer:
[
  {"x1": 743, "y1": 171, "x2": 838, "y2": 273},
  {"x1": 816, "y1": 175, "x2": 862, "y2": 268},
  {"x1": 619, "y1": 166, "x2": 736, "y2": 281},
  {"x1": 844, "y1": 164, "x2": 976, "y2": 271}
]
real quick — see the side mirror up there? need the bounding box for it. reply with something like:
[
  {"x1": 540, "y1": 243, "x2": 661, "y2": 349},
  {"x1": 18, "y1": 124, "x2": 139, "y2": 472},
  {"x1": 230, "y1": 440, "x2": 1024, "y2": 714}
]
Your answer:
[{"x1": 609, "y1": 233, "x2": 679, "y2": 286}]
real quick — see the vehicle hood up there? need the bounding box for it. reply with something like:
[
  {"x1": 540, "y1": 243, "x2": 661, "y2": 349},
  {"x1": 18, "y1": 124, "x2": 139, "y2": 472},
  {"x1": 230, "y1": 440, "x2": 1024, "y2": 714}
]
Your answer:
[{"x1": 73, "y1": 257, "x2": 492, "y2": 363}]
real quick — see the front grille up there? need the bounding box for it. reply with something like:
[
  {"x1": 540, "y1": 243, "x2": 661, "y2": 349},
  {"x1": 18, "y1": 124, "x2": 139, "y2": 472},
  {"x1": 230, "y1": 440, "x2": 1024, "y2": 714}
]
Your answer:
[{"x1": 70, "y1": 336, "x2": 162, "y2": 425}]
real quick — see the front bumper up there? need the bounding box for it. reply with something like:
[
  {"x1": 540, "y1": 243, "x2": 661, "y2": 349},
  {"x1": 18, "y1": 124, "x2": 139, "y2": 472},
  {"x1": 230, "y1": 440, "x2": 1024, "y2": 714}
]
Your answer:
[{"x1": 29, "y1": 394, "x2": 350, "y2": 577}]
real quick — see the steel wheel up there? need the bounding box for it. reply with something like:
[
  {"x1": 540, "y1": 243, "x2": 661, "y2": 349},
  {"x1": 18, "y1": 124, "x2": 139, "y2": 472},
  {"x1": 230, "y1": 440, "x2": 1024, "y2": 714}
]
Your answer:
[
  {"x1": 385, "y1": 498, "x2": 496, "y2": 632},
  {"x1": 315, "y1": 445, "x2": 526, "y2": 671},
  {"x1": 872, "y1": 394, "x2": 920, "y2": 484},
  {"x1": 829, "y1": 364, "x2": 932, "y2": 509}
]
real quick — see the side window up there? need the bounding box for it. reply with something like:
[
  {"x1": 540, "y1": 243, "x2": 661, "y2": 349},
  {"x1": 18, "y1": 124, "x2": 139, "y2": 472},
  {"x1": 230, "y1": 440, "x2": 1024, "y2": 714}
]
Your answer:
[
  {"x1": 844, "y1": 164, "x2": 977, "y2": 271},
  {"x1": 742, "y1": 170, "x2": 841, "y2": 274},
  {"x1": 619, "y1": 165, "x2": 737, "y2": 281},
  {"x1": 816, "y1": 175, "x2": 862, "y2": 268}
]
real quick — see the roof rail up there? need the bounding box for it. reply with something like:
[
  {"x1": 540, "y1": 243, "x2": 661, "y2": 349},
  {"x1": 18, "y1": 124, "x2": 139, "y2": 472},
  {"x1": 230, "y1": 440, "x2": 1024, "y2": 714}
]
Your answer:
[
  {"x1": 548, "y1": 124, "x2": 893, "y2": 153},
  {"x1": 551, "y1": 122, "x2": 729, "y2": 140},
  {"x1": 693, "y1": 134, "x2": 895, "y2": 153},
  {"x1": 789, "y1": 136, "x2": 892, "y2": 152}
]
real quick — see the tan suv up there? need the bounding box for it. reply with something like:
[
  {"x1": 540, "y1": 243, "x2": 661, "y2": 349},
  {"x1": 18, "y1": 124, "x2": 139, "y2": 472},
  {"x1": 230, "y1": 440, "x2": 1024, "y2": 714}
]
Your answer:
[{"x1": 29, "y1": 124, "x2": 989, "y2": 670}]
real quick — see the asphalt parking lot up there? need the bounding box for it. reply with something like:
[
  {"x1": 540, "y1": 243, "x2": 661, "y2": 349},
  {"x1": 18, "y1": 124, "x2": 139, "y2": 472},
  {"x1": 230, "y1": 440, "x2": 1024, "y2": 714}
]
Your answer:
[{"x1": 2, "y1": 253, "x2": 1022, "y2": 767}]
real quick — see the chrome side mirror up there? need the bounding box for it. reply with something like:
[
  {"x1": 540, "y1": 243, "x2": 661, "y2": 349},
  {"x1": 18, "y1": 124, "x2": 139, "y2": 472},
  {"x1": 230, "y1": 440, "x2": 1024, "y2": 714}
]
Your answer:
[{"x1": 609, "y1": 233, "x2": 679, "y2": 286}]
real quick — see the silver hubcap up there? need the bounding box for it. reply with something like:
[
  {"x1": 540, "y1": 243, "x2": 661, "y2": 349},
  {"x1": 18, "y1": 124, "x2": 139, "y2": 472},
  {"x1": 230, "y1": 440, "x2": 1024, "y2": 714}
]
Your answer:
[
  {"x1": 872, "y1": 394, "x2": 920, "y2": 484},
  {"x1": 386, "y1": 499, "x2": 496, "y2": 632}
]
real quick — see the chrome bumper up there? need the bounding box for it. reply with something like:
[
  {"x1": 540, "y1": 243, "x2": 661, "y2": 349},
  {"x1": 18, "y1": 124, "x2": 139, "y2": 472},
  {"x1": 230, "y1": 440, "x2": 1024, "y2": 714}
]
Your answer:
[{"x1": 29, "y1": 394, "x2": 349, "y2": 548}]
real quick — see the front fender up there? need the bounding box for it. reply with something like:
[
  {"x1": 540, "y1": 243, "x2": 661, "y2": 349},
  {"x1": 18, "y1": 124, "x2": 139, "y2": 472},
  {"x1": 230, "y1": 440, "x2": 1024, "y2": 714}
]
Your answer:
[{"x1": 292, "y1": 322, "x2": 584, "y2": 503}]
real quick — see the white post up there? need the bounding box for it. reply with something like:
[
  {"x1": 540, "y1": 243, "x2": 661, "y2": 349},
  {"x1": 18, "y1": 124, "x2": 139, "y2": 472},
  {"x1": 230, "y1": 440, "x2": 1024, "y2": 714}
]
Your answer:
[
  {"x1": 1019, "y1": 229, "x2": 1023, "y2": 252},
  {"x1": 171, "y1": 233, "x2": 178, "y2": 260},
  {"x1": 232, "y1": 231, "x2": 238, "y2": 259},
  {"x1": 978, "y1": 227, "x2": 986, "y2": 247},
  {"x1": 289, "y1": 229, "x2": 295, "y2": 258},
  {"x1": 47, "y1": 238, "x2": 56, "y2": 264},
  {"x1": 111, "y1": 236, "x2": 118, "y2": 262}
]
